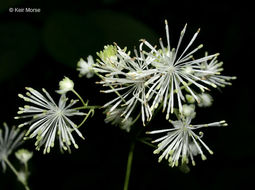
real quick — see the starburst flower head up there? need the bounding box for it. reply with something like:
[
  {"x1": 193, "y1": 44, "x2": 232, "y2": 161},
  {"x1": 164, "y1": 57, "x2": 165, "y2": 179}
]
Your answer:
[
  {"x1": 77, "y1": 56, "x2": 95, "y2": 78},
  {"x1": 16, "y1": 87, "x2": 85, "y2": 154},
  {"x1": 146, "y1": 117, "x2": 227, "y2": 167},
  {"x1": 57, "y1": 77, "x2": 74, "y2": 94},
  {"x1": 0, "y1": 123, "x2": 24, "y2": 172},
  {"x1": 142, "y1": 20, "x2": 223, "y2": 120}
]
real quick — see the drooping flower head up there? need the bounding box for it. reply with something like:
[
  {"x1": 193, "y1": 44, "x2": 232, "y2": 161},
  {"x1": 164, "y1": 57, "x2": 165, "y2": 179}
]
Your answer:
[
  {"x1": 0, "y1": 123, "x2": 24, "y2": 172},
  {"x1": 104, "y1": 107, "x2": 133, "y2": 132},
  {"x1": 16, "y1": 87, "x2": 85, "y2": 154},
  {"x1": 147, "y1": 117, "x2": 227, "y2": 167}
]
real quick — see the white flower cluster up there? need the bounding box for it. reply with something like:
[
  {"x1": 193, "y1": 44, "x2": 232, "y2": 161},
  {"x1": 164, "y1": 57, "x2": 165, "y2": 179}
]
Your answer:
[
  {"x1": 77, "y1": 20, "x2": 235, "y2": 166},
  {"x1": 147, "y1": 117, "x2": 227, "y2": 167},
  {"x1": 15, "y1": 77, "x2": 93, "y2": 154}
]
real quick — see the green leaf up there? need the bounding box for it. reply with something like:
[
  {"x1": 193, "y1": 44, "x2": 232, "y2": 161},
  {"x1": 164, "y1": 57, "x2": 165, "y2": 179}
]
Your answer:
[
  {"x1": 42, "y1": 11, "x2": 157, "y2": 68},
  {"x1": 42, "y1": 12, "x2": 105, "y2": 68},
  {"x1": 87, "y1": 10, "x2": 158, "y2": 48}
]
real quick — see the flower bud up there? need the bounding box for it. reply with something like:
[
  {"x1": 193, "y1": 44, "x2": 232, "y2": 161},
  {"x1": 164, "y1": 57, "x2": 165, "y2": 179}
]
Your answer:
[
  {"x1": 198, "y1": 93, "x2": 213, "y2": 107},
  {"x1": 185, "y1": 94, "x2": 195, "y2": 104},
  {"x1": 57, "y1": 77, "x2": 74, "y2": 94},
  {"x1": 182, "y1": 104, "x2": 196, "y2": 119},
  {"x1": 15, "y1": 149, "x2": 33, "y2": 164}
]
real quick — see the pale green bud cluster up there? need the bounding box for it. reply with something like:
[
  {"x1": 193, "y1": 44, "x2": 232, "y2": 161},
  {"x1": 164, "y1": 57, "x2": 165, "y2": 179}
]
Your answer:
[{"x1": 96, "y1": 45, "x2": 118, "y2": 64}]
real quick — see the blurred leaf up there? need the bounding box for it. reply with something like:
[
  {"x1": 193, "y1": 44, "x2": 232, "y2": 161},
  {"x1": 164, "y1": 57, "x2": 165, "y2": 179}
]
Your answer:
[
  {"x1": 88, "y1": 10, "x2": 158, "y2": 48},
  {"x1": 42, "y1": 11, "x2": 157, "y2": 68},
  {"x1": 0, "y1": 0, "x2": 23, "y2": 13},
  {"x1": 42, "y1": 12, "x2": 105, "y2": 68},
  {"x1": 0, "y1": 22, "x2": 39, "y2": 82}
]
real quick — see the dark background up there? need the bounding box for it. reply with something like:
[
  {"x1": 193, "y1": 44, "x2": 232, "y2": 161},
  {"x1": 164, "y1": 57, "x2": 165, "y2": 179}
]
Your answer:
[{"x1": 0, "y1": 0, "x2": 253, "y2": 189}]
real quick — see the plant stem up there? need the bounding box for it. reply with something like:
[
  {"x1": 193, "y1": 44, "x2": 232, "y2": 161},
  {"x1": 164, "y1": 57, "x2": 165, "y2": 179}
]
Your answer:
[
  {"x1": 71, "y1": 89, "x2": 98, "y2": 129},
  {"x1": 4, "y1": 157, "x2": 19, "y2": 177},
  {"x1": 72, "y1": 89, "x2": 87, "y2": 107},
  {"x1": 77, "y1": 108, "x2": 94, "y2": 129},
  {"x1": 74, "y1": 105, "x2": 101, "y2": 110},
  {"x1": 123, "y1": 142, "x2": 135, "y2": 190},
  {"x1": 4, "y1": 158, "x2": 30, "y2": 190},
  {"x1": 137, "y1": 138, "x2": 157, "y2": 148}
]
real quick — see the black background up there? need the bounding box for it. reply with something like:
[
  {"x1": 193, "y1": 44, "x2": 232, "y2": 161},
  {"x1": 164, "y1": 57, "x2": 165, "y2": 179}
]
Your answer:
[{"x1": 0, "y1": 0, "x2": 254, "y2": 190}]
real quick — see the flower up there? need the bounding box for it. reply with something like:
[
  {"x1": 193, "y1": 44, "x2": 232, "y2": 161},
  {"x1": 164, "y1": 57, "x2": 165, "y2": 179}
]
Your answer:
[
  {"x1": 15, "y1": 87, "x2": 85, "y2": 154},
  {"x1": 0, "y1": 123, "x2": 24, "y2": 172},
  {"x1": 104, "y1": 107, "x2": 133, "y2": 132},
  {"x1": 97, "y1": 43, "x2": 156, "y2": 125},
  {"x1": 197, "y1": 93, "x2": 213, "y2": 107},
  {"x1": 15, "y1": 149, "x2": 33, "y2": 164},
  {"x1": 120, "y1": 118, "x2": 133, "y2": 132},
  {"x1": 182, "y1": 104, "x2": 196, "y2": 118},
  {"x1": 57, "y1": 77, "x2": 74, "y2": 94},
  {"x1": 196, "y1": 52, "x2": 236, "y2": 87},
  {"x1": 185, "y1": 94, "x2": 195, "y2": 104},
  {"x1": 146, "y1": 117, "x2": 227, "y2": 167},
  {"x1": 94, "y1": 44, "x2": 128, "y2": 74},
  {"x1": 141, "y1": 20, "x2": 223, "y2": 120},
  {"x1": 77, "y1": 56, "x2": 95, "y2": 78},
  {"x1": 96, "y1": 45, "x2": 118, "y2": 65}
]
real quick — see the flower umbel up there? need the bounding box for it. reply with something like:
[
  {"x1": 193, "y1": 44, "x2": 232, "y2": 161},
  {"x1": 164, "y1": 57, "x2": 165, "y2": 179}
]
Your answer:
[
  {"x1": 0, "y1": 123, "x2": 24, "y2": 172},
  {"x1": 146, "y1": 117, "x2": 227, "y2": 167},
  {"x1": 16, "y1": 87, "x2": 85, "y2": 154}
]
